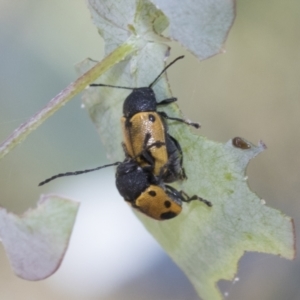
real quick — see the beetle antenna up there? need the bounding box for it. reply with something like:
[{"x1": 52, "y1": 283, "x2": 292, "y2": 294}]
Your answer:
[
  {"x1": 148, "y1": 55, "x2": 184, "y2": 88},
  {"x1": 89, "y1": 83, "x2": 134, "y2": 90},
  {"x1": 38, "y1": 162, "x2": 121, "y2": 186},
  {"x1": 90, "y1": 56, "x2": 184, "y2": 90}
]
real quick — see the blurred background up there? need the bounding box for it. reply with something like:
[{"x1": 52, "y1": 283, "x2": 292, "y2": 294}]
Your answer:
[{"x1": 0, "y1": 0, "x2": 299, "y2": 299}]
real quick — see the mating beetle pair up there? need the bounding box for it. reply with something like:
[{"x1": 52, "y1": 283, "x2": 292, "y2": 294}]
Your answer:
[{"x1": 39, "y1": 56, "x2": 212, "y2": 220}]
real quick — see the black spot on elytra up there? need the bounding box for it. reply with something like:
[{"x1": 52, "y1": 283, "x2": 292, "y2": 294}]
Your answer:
[
  {"x1": 160, "y1": 211, "x2": 177, "y2": 220},
  {"x1": 164, "y1": 200, "x2": 171, "y2": 208},
  {"x1": 148, "y1": 190, "x2": 156, "y2": 197}
]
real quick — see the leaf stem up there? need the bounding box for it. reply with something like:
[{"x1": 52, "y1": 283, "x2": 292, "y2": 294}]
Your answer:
[{"x1": 0, "y1": 42, "x2": 136, "y2": 160}]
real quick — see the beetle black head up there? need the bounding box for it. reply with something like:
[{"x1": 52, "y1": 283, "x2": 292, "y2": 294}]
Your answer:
[
  {"x1": 116, "y1": 159, "x2": 152, "y2": 202},
  {"x1": 123, "y1": 87, "x2": 157, "y2": 118}
]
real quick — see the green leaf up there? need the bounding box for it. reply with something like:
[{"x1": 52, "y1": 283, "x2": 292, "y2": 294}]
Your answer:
[
  {"x1": 150, "y1": 0, "x2": 236, "y2": 59},
  {"x1": 0, "y1": 195, "x2": 79, "y2": 280},
  {"x1": 87, "y1": 0, "x2": 235, "y2": 59},
  {"x1": 87, "y1": 0, "x2": 169, "y2": 55},
  {"x1": 136, "y1": 138, "x2": 295, "y2": 300},
  {"x1": 77, "y1": 1, "x2": 295, "y2": 300}
]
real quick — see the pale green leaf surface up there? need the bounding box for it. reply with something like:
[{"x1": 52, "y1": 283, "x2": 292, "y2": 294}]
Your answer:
[
  {"x1": 80, "y1": 1, "x2": 295, "y2": 300},
  {"x1": 87, "y1": 0, "x2": 169, "y2": 54},
  {"x1": 88, "y1": 0, "x2": 235, "y2": 60},
  {"x1": 150, "y1": 0, "x2": 236, "y2": 59},
  {"x1": 0, "y1": 195, "x2": 79, "y2": 281}
]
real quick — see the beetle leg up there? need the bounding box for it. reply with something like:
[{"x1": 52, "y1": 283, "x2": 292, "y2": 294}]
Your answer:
[
  {"x1": 181, "y1": 192, "x2": 212, "y2": 207},
  {"x1": 159, "y1": 111, "x2": 200, "y2": 129}
]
